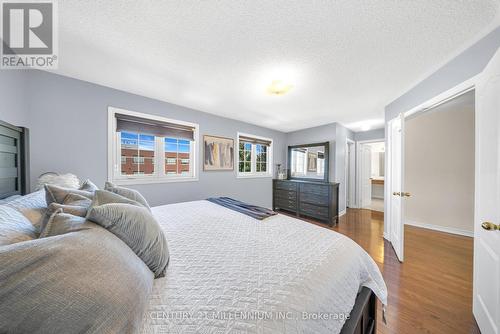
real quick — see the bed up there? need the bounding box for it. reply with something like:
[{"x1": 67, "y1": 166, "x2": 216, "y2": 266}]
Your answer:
[
  {"x1": 141, "y1": 200, "x2": 387, "y2": 334},
  {"x1": 0, "y1": 119, "x2": 387, "y2": 334}
]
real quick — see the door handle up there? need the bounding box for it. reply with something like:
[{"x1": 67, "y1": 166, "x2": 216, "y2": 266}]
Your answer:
[
  {"x1": 481, "y1": 222, "x2": 500, "y2": 231},
  {"x1": 393, "y1": 192, "x2": 401, "y2": 196},
  {"x1": 401, "y1": 192, "x2": 411, "y2": 197}
]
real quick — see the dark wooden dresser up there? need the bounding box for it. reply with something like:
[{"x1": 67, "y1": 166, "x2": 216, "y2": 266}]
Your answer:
[{"x1": 272, "y1": 179, "x2": 339, "y2": 226}]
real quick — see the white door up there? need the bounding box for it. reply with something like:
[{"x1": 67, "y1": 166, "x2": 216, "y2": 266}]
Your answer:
[
  {"x1": 473, "y1": 48, "x2": 500, "y2": 334},
  {"x1": 388, "y1": 115, "x2": 404, "y2": 262},
  {"x1": 360, "y1": 144, "x2": 372, "y2": 208}
]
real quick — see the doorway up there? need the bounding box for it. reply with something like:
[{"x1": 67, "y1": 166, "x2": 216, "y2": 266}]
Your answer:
[
  {"x1": 358, "y1": 141, "x2": 385, "y2": 212},
  {"x1": 384, "y1": 47, "x2": 500, "y2": 334},
  {"x1": 404, "y1": 91, "x2": 475, "y2": 237}
]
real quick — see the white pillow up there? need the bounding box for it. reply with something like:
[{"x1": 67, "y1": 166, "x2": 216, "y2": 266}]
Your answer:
[
  {"x1": 36, "y1": 173, "x2": 80, "y2": 190},
  {"x1": 0, "y1": 205, "x2": 37, "y2": 246},
  {"x1": 6, "y1": 191, "x2": 48, "y2": 229}
]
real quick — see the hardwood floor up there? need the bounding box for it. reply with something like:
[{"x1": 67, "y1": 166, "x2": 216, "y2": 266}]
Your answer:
[{"x1": 287, "y1": 208, "x2": 479, "y2": 334}]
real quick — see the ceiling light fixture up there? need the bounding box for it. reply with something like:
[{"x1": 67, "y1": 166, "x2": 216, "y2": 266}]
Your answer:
[
  {"x1": 267, "y1": 80, "x2": 293, "y2": 96},
  {"x1": 345, "y1": 119, "x2": 385, "y2": 132}
]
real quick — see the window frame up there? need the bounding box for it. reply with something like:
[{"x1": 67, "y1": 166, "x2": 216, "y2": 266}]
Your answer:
[
  {"x1": 236, "y1": 132, "x2": 273, "y2": 178},
  {"x1": 108, "y1": 107, "x2": 199, "y2": 185}
]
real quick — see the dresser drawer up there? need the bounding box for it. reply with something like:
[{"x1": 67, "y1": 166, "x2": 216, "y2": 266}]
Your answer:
[
  {"x1": 275, "y1": 198, "x2": 297, "y2": 210},
  {"x1": 300, "y1": 183, "x2": 329, "y2": 196},
  {"x1": 274, "y1": 181, "x2": 297, "y2": 192},
  {"x1": 300, "y1": 192, "x2": 329, "y2": 206},
  {"x1": 275, "y1": 189, "x2": 297, "y2": 201},
  {"x1": 299, "y1": 202, "x2": 329, "y2": 219}
]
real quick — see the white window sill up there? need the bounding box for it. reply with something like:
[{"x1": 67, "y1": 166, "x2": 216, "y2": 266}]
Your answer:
[
  {"x1": 111, "y1": 176, "x2": 199, "y2": 186},
  {"x1": 236, "y1": 173, "x2": 273, "y2": 179}
]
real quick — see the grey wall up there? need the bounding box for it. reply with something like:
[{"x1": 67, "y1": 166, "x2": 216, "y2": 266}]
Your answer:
[
  {"x1": 383, "y1": 26, "x2": 500, "y2": 238},
  {"x1": 1, "y1": 69, "x2": 365, "y2": 215},
  {"x1": 354, "y1": 128, "x2": 385, "y2": 142},
  {"x1": 0, "y1": 71, "x2": 28, "y2": 126},
  {"x1": 287, "y1": 122, "x2": 337, "y2": 185},
  {"x1": 386, "y1": 26, "x2": 500, "y2": 119},
  {"x1": 405, "y1": 98, "x2": 474, "y2": 234},
  {"x1": 286, "y1": 122, "x2": 354, "y2": 213},
  {"x1": 24, "y1": 70, "x2": 286, "y2": 208}
]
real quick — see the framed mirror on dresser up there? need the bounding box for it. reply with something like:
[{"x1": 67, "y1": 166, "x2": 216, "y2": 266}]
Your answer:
[{"x1": 273, "y1": 142, "x2": 339, "y2": 226}]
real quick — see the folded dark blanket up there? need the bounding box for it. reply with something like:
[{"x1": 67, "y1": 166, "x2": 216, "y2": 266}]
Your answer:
[{"x1": 206, "y1": 197, "x2": 277, "y2": 220}]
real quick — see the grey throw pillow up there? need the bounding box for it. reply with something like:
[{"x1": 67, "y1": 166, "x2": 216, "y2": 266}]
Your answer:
[
  {"x1": 63, "y1": 193, "x2": 93, "y2": 207},
  {"x1": 49, "y1": 203, "x2": 88, "y2": 217},
  {"x1": 104, "y1": 182, "x2": 150, "y2": 211},
  {"x1": 39, "y1": 210, "x2": 95, "y2": 238},
  {"x1": 91, "y1": 190, "x2": 144, "y2": 208},
  {"x1": 87, "y1": 203, "x2": 169, "y2": 278},
  {"x1": 79, "y1": 179, "x2": 99, "y2": 192},
  {"x1": 45, "y1": 184, "x2": 93, "y2": 206},
  {"x1": 39, "y1": 201, "x2": 89, "y2": 236}
]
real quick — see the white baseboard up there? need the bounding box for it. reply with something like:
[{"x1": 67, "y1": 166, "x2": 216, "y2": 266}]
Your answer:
[
  {"x1": 339, "y1": 209, "x2": 347, "y2": 217},
  {"x1": 405, "y1": 220, "x2": 473, "y2": 237}
]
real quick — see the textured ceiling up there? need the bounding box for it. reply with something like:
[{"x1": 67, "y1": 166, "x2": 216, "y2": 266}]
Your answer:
[{"x1": 53, "y1": 1, "x2": 499, "y2": 132}]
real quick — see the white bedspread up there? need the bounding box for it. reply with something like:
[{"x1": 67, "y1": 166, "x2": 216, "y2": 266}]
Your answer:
[{"x1": 141, "y1": 200, "x2": 387, "y2": 334}]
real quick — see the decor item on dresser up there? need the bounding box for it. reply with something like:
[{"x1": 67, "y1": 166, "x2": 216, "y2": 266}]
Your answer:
[
  {"x1": 276, "y1": 163, "x2": 287, "y2": 180},
  {"x1": 203, "y1": 135, "x2": 234, "y2": 171},
  {"x1": 273, "y1": 179, "x2": 339, "y2": 226}
]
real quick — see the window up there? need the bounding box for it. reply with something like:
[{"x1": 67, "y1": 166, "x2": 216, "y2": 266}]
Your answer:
[
  {"x1": 109, "y1": 107, "x2": 199, "y2": 184},
  {"x1": 239, "y1": 142, "x2": 252, "y2": 172},
  {"x1": 165, "y1": 138, "x2": 191, "y2": 175},
  {"x1": 237, "y1": 133, "x2": 273, "y2": 177},
  {"x1": 120, "y1": 132, "x2": 155, "y2": 175},
  {"x1": 256, "y1": 144, "x2": 267, "y2": 172},
  {"x1": 133, "y1": 156, "x2": 145, "y2": 164}
]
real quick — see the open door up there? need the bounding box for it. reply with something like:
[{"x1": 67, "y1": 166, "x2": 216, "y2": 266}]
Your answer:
[
  {"x1": 360, "y1": 144, "x2": 372, "y2": 208},
  {"x1": 473, "y1": 47, "x2": 500, "y2": 334},
  {"x1": 388, "y1": 115, "x2": 405, "y2": 262}
]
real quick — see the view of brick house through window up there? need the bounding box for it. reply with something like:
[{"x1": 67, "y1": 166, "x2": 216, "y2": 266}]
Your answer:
[
  {"x1": 120, "y1": 132, "x2": 190, "y2": 176},
  {"x1": 165, "y1": 138, "x2": 190, "y2": 175}
]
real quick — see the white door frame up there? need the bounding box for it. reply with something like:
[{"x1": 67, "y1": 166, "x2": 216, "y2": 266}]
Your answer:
[
  {"x1": 356, "y1": 139, "x2": 384, "y2": 209},
  {"x1": 346, "y1": 139, "x2": 356, "y2": 208},
  {"x1": 384, "y1": 74, "x2": 478, "y2": 244}
]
